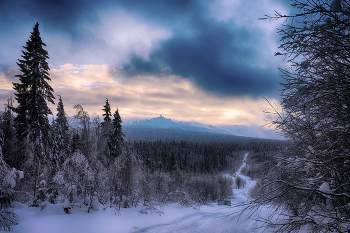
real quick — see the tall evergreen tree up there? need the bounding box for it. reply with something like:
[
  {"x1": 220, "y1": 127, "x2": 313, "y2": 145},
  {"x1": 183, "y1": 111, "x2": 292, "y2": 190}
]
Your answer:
[
  {"x1": 11, "y1": 22, "x2": 55, "y2": 202},
  {"x1": 109, "y1": 109, "x2": 124, "y2": 157},
  {"x1": 99, "y1": 99, "x2": 112, "y2": 156},
  {"x1": 12, "y1": 22, "x2": 55, "y2": 156},
  {"x1": 101, "y1": 99, "x2": 112, "y2": 125},
  {"x1": 52, "y1": 95, "x2": 69, "y2": 168}
]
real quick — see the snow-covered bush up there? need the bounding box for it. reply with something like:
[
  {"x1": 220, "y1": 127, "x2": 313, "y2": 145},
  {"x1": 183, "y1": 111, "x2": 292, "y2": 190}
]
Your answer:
[
  {"x1": 143, "y1": 171, "x2": 171, "y2": 206},
  {"x1": 62, "y1": 150, "x2": 96, "y2": 210},
  {"x1": 0, "y1": 153, "x2": 20, "y2": 231},
  {"x1": 167, "y1": 190, "x2": 198, "y2": 209},
  {"x1": 217, "y1": 175, "x2": 233, "y2": 199},
  {"x1": 89, "y1": 153, "x2": 109, "y2": 206},
  {"x1": 63, "y1": 198, "x2": 71, "y2": 214},
  {"x1": 108, "y1": 147, "x2": 145, "y2": 209},
  {"x1": 140, "y1": 201, "x2": 164, "y2": 216},
  {"x1": 184, "y1": 174, "x2": 219, "y2": 205}
]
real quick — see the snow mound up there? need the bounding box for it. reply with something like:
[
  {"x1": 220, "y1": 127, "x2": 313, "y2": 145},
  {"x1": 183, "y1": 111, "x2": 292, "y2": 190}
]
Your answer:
[
  {"x1": 63, "y1": 199, "x2": 71, "y2": 209},
  {"x1": 319, "y1": 182, "x2": 331, "y2": 194},
  {"x1": 140, "y1": 206, "x2": 148, "y2": 214},
  {"x1": 36, "y1": 202, "x2": 67, "y2": 216},
  {"x1": 11, "y1": 201, "x2": 28, "y2": 210}
]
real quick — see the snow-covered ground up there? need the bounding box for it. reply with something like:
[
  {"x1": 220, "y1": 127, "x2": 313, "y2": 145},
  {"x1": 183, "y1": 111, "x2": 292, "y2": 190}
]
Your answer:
[{"x1": 10, "y1": 153, "x2": 274, "y2": 233}]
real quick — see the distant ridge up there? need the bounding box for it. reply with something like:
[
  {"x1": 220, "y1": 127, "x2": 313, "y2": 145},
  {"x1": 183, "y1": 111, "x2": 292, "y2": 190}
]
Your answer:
[
  {"x1": 123, "y1": 115, "x2": 281, "y2": 141},
  {"x1": 131, "y1": 115, "x2": 181, "y2": 128}
]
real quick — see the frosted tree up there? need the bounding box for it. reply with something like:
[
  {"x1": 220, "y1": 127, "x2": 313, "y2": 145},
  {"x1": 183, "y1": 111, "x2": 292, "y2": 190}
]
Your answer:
[
  {"x1": 142, "y1": 171, "x2": 171, "y2": 207},
  {"x1": 240, "y1": 1, "x2": 350, "y2": 232},
  {"x1": 0, "y1": 97, "x2": 18, "y2": 168},
  {"x1": 62, "y1": 150, "x2": 97, "y2": 211},
  {"x1": 90, "y1": 114, "x2": 101, "y2": 150},
  {"x1": 109, "y1": 109, "x2": 124, "y2": 158},
  {"x1": 0, "y1": 141, "x2": 20, "y2": 231},
  {"x1": 109, "y1": 147, "x2": 144, "y2": 209},
  {"x1": 73, "y1": 104, "x2": 90, "y2": 157}
]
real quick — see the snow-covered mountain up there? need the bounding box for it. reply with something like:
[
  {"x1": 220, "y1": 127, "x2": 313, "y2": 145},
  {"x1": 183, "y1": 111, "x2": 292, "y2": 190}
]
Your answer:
[
  {"x1": 130, "y1": 115, "x2": 181, "y2": 129},
  {"x1": 124, "y1": 115, "x2": 281, "y2": 140}
]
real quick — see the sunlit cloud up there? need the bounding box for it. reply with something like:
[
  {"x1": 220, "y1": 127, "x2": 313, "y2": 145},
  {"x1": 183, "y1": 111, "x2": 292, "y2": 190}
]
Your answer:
[
  {"x1": 220, "y1": 109, "x2": 245, "y2": 119},
  {"x1": 49, "y1": 65, "x2": 279, "y2": 126}
]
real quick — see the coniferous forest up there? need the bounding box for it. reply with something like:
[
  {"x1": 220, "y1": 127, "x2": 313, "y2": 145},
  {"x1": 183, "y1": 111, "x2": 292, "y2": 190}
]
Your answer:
[{"x1": 0, "y1": 22, "x2": 284, "y2": 231}]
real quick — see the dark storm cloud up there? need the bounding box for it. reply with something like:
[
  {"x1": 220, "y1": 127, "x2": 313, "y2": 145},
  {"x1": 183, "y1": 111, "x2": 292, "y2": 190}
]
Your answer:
[
  {"x1": 123, "y1": 55, "x2": 170, "y2": 77},
  {"x1": 121, "y1": 2, "x2": 281, "y2": 97},
  {"x1": 0, "y1": 0, "x2": 93, "y2": 69},
  {"x1": 117, "y1": 0, "x2": 198, "y2": 20},
  {"x1": 0, "y1": 0, "x2": 192, "y2": 35},
  {"x1": 0, "y1": 0, "x2": 285, "y2": 97},
  {"x1": 0, "y1": 0, "x2": 89, "y2": 36}
]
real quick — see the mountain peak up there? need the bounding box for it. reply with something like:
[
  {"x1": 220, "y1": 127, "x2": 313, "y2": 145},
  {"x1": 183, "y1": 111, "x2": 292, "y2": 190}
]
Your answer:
[{"x1": 131, "y1": 115, "x2": 179, "y2": 128}]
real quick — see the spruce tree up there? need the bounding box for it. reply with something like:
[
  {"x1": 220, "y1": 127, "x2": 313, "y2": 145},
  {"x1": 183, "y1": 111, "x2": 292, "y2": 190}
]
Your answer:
[
  {"x1": 11, "y1": 22, "x2": 55, "y2": 202},
  {"x1": 99, "y1": 99, "x2": 112, "y2": 156},
  {"x1": 109, "y1": 109, "x2": 124, "y2": 157},
  {"x1": 52, "y1": 95, "x2": 69, "y2": 168},
  {"x1": 12, "y1": 22, "x2": 55, "y2": 155},
  {"x1": 101, "y1": 99, "x2": 112, "y2": 125},
  {"x1": 13, "y1": 23, "x2": 55, "y2": 144}
]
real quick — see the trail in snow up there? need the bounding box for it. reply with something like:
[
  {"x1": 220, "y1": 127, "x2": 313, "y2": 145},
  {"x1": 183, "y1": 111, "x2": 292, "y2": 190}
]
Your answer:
[
  {"x1": 233, "y1": 152, "x2": 256, "y2": 204},
  {"x1": 132, "y1": 152, "x2": 272, "y2": 233}
]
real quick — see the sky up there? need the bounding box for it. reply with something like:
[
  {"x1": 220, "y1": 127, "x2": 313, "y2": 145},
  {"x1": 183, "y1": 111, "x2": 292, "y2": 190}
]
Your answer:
[{"x1": 0, "y1": 0, "x2": 289, "y2": 130}]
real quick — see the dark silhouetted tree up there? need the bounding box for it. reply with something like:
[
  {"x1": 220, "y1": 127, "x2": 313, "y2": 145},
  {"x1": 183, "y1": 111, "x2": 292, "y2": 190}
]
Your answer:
[
  {"x1": 109, "y1": 108, "x2": 124, "y2": 157},
  {"x1": 11, "y1": 22, "x2": 55, "y2": 202},
  {"x1": 99, "y1": 99, "x2": 112, "y2": 156},
  {"x1": 102, "y1": 99, "x2": 112, "y2": 124},
  {"x1": 12, "y1": 22, "x2": 55, "y2": 149}
]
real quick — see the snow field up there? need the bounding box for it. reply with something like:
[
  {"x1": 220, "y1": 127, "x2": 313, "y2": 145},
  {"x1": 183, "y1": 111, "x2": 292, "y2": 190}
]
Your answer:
[
  {"x1": 10, "y1": 152, "x2": 276, "y2": 233},
  {"x1": 10, "y1": 202, "x2": 199, "y2": 233}
]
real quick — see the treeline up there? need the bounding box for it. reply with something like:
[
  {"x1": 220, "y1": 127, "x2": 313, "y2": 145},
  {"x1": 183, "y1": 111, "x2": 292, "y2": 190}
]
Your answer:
[{"x1": 133, "y1": 139, "x2": 284, "y2": 174}]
